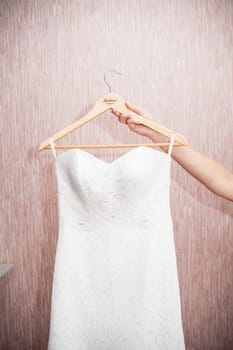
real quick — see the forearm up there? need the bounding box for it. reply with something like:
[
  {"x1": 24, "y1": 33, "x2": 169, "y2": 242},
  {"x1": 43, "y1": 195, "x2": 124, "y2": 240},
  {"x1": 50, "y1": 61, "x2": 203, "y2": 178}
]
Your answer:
[{"x1": 156, "y1": 139, "x2": 233, "y2": 201}]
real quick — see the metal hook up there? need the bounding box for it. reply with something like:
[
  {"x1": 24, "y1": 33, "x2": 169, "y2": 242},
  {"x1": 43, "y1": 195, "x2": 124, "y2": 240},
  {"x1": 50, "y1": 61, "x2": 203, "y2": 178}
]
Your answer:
[{"x1": 103, "y1": 69, "x2": 122, "y2": 93}]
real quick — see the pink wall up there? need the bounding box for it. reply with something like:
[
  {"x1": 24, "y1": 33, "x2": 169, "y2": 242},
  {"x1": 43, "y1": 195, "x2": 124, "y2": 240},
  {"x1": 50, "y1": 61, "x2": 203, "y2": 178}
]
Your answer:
[{"x1": 0, "y1": 0, "x2": 232, "y2": 349}]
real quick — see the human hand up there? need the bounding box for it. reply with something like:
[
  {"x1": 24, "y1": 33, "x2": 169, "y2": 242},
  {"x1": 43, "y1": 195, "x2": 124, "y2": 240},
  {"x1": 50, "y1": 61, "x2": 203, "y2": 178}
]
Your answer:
[{"x1": 111, "y1": 102, "x2": 170, "y2": 145}]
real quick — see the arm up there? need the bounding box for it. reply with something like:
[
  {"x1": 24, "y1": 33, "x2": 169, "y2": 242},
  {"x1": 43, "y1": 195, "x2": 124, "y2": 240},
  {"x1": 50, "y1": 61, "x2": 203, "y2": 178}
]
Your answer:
[
  {"x1": 160, "y1": 143, "x2": 233, "y2": 201},
  {"x1": 111, "y1": 103, "x2": 233, "y2": 202}
]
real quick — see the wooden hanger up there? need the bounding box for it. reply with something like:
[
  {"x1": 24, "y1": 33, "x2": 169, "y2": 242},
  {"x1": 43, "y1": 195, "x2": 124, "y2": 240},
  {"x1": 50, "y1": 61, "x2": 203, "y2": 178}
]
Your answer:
[{"x1": 38, "y1": 70, "x2": 188, "y2": 152}]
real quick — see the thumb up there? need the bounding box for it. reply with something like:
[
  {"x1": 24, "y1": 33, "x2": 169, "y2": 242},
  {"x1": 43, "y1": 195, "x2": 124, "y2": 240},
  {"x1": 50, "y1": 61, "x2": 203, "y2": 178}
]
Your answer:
[
  {"x1": 125, "y1": 102, "x2": 143, "y2": 115},
  {"x1": 125, "y1": 102, "x2": 154, "y2": 120}
]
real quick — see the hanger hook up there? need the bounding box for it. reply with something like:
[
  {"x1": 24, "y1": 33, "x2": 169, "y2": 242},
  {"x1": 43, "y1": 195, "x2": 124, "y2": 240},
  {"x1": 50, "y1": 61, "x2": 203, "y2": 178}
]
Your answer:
[{"x1": 103, "y1": 69, "x2": 122, "y2": 93}]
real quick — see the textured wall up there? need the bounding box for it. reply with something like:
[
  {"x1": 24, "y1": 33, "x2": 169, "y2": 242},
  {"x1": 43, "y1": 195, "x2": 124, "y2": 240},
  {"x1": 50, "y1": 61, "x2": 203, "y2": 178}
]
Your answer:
[{"x1": 0, "y1": 0, "x2": 233, "y2": 349}]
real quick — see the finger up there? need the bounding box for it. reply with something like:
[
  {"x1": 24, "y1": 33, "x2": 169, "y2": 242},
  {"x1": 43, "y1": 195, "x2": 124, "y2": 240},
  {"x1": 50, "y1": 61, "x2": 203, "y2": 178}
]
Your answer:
[
  {"x1": 111, "y1": 108, "x2": 142, "y2": 126},
  {"x1": 111, "y1": 108, "x2": 134, "y2": 119},
  {"x1": 111, "y1": 109, "x2": 129, "y2": 124},
  {"x1": 114, "y1": 110, "x2": 128, "y2": 124},
  {"x1": 126, "y1": 119, "x2": 154, "y2": 138},
  {"x1": 111, "y1": 109, "x2": 121, "y2": 117},
  {"x1": 112, "y1": 111, "x2": 127, "y2": 124},
  {"x1": 125, "y1": 102, "x2": 143, "y2": 115},
  {"x1": 119, "y1": 114, "x2": 129, "y2": 124}
]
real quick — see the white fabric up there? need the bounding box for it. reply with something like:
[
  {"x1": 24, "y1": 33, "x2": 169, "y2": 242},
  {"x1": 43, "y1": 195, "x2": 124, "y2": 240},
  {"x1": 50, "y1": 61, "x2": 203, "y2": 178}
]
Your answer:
[
  {"x1": 47, "y1": 138, "x2": 186, "y2": 350},
  {"x1": 168, "y1": 133, "x2": 176, "y2": 156},
  {"x1": 49, "y1": 137, "x2": 57, "y2": 158}
]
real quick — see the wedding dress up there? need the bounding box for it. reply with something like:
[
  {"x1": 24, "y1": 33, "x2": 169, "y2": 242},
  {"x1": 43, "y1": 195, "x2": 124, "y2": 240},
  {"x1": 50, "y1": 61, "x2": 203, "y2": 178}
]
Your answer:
[{"x1": 47, "y1": 133, "x2": 185, "y2": 349}]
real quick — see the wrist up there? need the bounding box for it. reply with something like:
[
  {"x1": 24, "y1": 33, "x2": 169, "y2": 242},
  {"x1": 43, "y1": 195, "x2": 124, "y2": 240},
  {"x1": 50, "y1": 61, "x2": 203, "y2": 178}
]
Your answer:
[{"x1": 149, "y1": 134, "x2": 170, "y2": 153}]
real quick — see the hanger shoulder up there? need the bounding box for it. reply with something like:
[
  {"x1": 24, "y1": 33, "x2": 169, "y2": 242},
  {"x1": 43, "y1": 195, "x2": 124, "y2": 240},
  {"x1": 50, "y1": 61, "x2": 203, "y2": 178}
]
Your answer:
[{"x1": 38, "y1": 93, "x2": 130, "y2": 151}]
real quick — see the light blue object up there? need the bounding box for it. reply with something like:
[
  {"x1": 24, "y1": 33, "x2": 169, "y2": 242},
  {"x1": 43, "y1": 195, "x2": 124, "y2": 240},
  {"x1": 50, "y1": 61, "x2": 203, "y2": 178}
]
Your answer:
[{"x1": 0, "y1": 264, "x2": 13, "y2": 278}]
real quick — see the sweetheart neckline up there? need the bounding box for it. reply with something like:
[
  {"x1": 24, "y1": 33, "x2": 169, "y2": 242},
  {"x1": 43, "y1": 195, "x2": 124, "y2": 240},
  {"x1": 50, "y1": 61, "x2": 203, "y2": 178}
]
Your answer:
[{"x1": 54, "y1": 145, "x2": 171, "y2": 166}]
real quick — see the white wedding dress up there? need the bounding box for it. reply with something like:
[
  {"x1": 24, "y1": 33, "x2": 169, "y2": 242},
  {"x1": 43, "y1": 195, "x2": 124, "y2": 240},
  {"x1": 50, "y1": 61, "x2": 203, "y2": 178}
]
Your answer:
[{"x1": 47, "y1": 134, "x2": 186, "y2": 350}]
